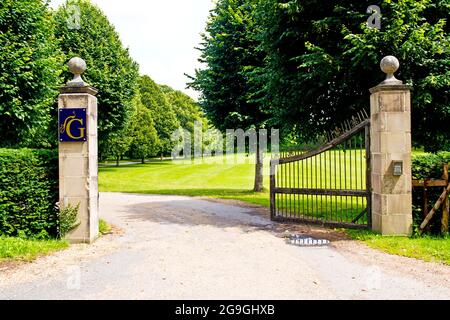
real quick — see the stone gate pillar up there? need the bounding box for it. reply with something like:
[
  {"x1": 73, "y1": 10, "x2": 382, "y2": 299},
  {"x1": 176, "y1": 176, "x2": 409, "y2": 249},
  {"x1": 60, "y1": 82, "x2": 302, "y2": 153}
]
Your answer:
[
  {"x1": 58, "y1": 57, "x2": 99, "y2": 243},
  {"x1": 370, "y1": 56, "x2": 413, "y2": 236}
]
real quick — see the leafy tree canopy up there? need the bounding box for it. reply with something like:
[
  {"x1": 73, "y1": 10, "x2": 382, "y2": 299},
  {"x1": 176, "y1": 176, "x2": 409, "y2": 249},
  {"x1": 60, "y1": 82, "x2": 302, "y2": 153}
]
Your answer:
[
  {"x1": 0, "y1": 0, "x2": 63, "y2": 147},
  {"x1": 160, "y1": 85, "x2": 209, "y2": 133},
  {"x1": 255, "y1": 0, "x2": 450, "y2": 151},
  {"x1": 138, "y1": 76, "x2": 180, "y2": 155},
  {"x1": 129, "y1": 94, "x2": 160, "y2": 162},
  {"x1": 53, "y1": 0, "x2": 139, "y2": 155},
  {"x1": 193, "y1": 0, "x2": 450, "y2": 152},
  {"x1": 189, "y1": 0, "x2": 267, "y2": 132}
]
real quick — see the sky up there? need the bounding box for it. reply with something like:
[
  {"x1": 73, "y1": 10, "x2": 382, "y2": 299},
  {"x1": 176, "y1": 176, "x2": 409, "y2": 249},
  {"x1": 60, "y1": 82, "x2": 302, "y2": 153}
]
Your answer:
[{"x1": 49, "y1": 0, "x2": 215, "y2": 100}]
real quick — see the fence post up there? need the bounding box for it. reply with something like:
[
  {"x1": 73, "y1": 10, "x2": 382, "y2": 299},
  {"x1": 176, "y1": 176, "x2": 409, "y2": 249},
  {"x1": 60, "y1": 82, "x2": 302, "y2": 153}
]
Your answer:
[
  {"x1": 442, "y1": 164, "x2": 449, "y2": 234},
  {"x1": 369, "y1": 56, "x2": 413, "y2": 236},
  {"x1": 58, "y1": 57, "x2": 99, "y2": 243}
]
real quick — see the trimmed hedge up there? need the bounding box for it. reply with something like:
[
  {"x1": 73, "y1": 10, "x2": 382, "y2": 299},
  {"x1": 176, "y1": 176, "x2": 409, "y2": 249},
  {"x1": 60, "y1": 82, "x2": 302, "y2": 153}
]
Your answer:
[
  {"x1": 412, "y1": 152, "x2": 450, "y2": 233},
  {"x1": 412, "y1": 152, "x2": 450, "y2": 180},
  {"x1": 0, "y1": 149, "x2": 58, "y2": 238}
]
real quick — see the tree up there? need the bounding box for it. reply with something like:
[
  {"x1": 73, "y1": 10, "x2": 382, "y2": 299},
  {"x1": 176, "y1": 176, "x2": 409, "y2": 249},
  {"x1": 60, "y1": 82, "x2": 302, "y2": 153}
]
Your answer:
[
  {"x1": 255, "y1": 0, "x2": 450, "y2": 151},
  {"x1": 160, "y1": 85, "x2": 208, "y2": 134},
  {"x1": 0, "y1": 0, "x2": 63, "y2": 147},
  {"x1": 254, "y1": 0, "x2": 376, "y2": 142},
  {"x1": 189, "y1": 0, "x2": 268, "y2": 191},
  {"x1": 343, "y1": 0, "x2": 450, "y2": 152},
  {"x1": 160, "y1": 85, "x2": 211, "y2": 154},
  {"x1": 138, "y1": 76, "x2": 180, "y2": 157},
  {"x1": 129, "y1": 96, "x2": 160, "y2": 164},
  {"x1": 53, "y1": 0, "x2": 139, "y2": 155},
  {"x1": 105, "y1": 125, "x2": 133, "y2": 167}
]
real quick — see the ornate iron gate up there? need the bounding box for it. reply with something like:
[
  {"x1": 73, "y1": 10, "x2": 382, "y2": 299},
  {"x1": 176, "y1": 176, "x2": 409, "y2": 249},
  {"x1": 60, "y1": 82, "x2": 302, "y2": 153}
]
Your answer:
[{"x1": 270, "y1": 118, "x2": 371, "y2": 229}]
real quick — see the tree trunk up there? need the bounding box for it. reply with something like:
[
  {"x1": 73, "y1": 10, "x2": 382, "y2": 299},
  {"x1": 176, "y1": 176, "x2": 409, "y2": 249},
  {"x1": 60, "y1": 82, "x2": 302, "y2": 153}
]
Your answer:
[
  {"x1": 254, "y1": 136, "x2": 264, "y2": 192},
  {"x1": 161, "y1": 153, "x2": 163, "y2": 161},
  {"x1": 142, "y1": 158, "x2": 145, "y2": 164},
  {"x1": 116, "y1": 156, "x2": 120, "y2": 167}
]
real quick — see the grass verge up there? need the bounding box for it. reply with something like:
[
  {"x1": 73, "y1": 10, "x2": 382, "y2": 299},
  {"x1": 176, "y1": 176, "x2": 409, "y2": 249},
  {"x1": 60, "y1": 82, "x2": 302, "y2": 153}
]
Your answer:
[
  {"x1": 346, "y1": 229, "x2": 450, "y2": 266},
  {"x1": 0, "y1": 237, "x2": 69, "y2": 263}
]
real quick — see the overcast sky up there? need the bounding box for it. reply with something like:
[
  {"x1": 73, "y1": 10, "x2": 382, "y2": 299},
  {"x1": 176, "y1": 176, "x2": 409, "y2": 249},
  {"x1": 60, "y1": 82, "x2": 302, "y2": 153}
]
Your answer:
[{"x1": 50, "y1": 0, "x2": 214, "y2": 99}]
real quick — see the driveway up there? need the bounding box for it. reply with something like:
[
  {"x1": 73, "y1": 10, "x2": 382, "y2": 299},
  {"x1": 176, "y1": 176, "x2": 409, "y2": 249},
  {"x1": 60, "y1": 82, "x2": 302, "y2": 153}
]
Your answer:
[{"x1": 1, "y1": 192, "x2": 450, "y2": 300}]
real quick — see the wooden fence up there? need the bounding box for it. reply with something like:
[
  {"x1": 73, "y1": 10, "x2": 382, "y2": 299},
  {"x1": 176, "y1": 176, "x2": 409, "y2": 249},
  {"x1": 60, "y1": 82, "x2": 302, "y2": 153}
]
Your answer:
[{"x1": 413, "y1": 164, "x2": 449, "y2": 234}]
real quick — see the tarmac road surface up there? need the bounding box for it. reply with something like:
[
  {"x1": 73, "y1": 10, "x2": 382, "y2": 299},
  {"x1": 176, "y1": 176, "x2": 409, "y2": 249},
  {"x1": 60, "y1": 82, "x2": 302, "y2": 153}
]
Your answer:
[{"x1": 1, "y1": 193, "x2": 450, "y2": 300}]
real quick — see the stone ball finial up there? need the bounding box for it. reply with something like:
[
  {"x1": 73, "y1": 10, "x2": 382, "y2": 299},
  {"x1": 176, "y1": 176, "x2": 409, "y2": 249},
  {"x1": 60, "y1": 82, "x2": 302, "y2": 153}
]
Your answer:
[
  {"x1": 67, "y1": 57, "x2": 88, "y2": 87},
  {"x1": 68, "y1": 57, "x2": 87, "y2": 75},
  {"x1": 379, "y1": 55, "x2": 402, "y2": 85},
  {"x1": 380, "y1": 56, "x2": 399, "y2": 75}
]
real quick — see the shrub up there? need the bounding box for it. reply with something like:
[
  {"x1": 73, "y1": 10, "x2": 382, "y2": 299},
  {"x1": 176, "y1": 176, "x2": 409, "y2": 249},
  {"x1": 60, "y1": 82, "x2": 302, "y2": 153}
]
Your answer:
[
  {"x1": 58, "y1": 203, "x2": 80, "y2": 239},
  {"x1": 99, "y1": 219, "x2": 112, "y2": 235},
  {"x1": 412, "y1": 152, "x2": 450, "y2": 180},
  {"x1": 412, "y1": 152, "x2": 450, "y2": 234},
  {"x1": 0, "y1": 149, "x2": 58, "y2": 238}
]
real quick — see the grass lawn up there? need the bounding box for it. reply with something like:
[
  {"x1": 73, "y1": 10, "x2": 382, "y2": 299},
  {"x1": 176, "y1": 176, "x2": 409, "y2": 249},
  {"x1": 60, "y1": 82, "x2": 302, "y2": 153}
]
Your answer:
[
  {"x1": 99, "y1": 151, "x2": 425, "y2": 222},
  {"x1": 0, "y1": 237, "x2": 69, "y2": 263},
  {"x1": 347, "y1": 230, "x2": 450, "y2": 266},
  {"x1": 99, "y1": 155, "x2": 273, "y2": 207},
  {"x1": 99, "y1": 152, "x2": 370, "y2": 223}
]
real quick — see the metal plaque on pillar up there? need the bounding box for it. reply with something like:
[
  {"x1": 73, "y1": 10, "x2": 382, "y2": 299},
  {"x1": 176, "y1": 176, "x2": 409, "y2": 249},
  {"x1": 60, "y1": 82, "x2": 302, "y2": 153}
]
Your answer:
[{"x1": 59, "y1": 108, "x2": 87, "y2": 142}]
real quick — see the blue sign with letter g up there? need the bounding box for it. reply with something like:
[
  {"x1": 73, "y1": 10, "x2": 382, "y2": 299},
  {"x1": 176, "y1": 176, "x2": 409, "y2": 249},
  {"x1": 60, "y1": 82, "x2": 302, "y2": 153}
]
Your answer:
[{"x1": 59, "y1": 108, "x2": 87, "y2": 142}]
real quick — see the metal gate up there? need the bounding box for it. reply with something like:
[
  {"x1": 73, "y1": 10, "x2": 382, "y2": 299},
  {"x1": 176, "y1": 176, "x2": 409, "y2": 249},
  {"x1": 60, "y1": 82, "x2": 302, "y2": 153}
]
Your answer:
[{"x1": 270, "y1": 117, "x2": 371, "y2": 229}]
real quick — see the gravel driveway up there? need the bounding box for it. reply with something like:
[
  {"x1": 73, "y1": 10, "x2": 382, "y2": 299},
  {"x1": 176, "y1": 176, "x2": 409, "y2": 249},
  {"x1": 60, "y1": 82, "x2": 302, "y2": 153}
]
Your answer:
[{"x1": 1, "y1": 192, "x2": 450, "y2": 300}]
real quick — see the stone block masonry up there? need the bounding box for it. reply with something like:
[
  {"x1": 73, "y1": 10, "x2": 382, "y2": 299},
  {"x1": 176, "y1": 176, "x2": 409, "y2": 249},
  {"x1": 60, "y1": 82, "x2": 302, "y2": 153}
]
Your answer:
[
  {"x1": 370, "y1": 56, "x2": 413, "y2": 236},
  {"x1": 58, "y1": 57, "x2": 99, "y2": 243}
]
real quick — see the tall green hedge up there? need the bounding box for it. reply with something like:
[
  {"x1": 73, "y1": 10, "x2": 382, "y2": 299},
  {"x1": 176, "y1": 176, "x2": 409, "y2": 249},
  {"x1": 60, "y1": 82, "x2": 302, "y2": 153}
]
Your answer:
[
  {"x1": 0, "y1": 149, "x2": 58, "y2": 238},
  {"x1": 412, "y1": 152, "x2": 450, "y2": 180}
]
